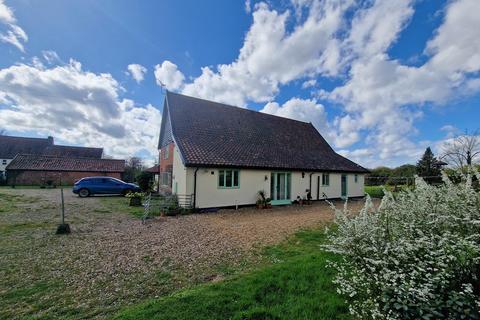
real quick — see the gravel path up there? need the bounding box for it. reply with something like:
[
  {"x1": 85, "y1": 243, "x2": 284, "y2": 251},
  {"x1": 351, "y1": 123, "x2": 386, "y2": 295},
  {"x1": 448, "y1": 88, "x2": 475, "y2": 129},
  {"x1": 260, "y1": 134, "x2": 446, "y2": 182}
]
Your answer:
[{"x1": 0, "y1": 188, "x2": 369, "y2": 319}]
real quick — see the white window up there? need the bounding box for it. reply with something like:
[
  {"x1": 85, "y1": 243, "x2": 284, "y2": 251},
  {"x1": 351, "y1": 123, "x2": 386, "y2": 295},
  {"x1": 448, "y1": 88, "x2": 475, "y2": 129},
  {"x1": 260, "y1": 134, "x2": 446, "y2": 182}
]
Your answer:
[
  {"x1": 354, "y1": 174, "x2": 358, "y2": 183},
  {"x1": 322, "y1": 173, "x2": 330, "y2": 186},
  {"x1": 2, "y1": 159, "x2": 6, "y2": 165}
]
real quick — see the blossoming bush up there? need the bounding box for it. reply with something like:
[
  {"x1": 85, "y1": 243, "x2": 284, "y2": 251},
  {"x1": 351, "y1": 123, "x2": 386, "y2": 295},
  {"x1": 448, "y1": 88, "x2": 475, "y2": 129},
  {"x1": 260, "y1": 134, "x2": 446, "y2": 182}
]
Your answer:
[{"x1": 325, "y1": 171, "x2": 480, "y2": 319}]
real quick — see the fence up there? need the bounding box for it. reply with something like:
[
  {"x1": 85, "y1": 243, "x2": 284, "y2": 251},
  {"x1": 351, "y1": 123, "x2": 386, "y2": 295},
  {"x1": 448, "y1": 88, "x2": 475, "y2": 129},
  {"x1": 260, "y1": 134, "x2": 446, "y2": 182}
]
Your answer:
[
  {"x1": 142, "y1": 193, "x2": 194, "y2": 222},
  {"x1": 365, "y1": 175, "x2": 444, "y2": 187}
]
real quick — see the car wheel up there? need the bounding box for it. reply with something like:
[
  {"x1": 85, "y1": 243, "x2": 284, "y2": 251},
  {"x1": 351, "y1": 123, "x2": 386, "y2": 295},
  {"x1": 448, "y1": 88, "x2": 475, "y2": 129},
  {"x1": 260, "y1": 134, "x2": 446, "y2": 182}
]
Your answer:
[
  {"x1": 78, "y1": 188, "x2": 90, "y2": 198},
  {"x1": 122, "y1": 189, "x2": 133, "y2": 197}
]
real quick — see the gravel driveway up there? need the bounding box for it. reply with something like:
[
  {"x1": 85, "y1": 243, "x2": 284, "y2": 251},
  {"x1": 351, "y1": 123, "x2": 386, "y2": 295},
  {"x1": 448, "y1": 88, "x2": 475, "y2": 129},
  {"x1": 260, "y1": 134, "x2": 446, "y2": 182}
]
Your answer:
[{"x1": 0, "y1": 188, "x2": 368, "y2": 319}]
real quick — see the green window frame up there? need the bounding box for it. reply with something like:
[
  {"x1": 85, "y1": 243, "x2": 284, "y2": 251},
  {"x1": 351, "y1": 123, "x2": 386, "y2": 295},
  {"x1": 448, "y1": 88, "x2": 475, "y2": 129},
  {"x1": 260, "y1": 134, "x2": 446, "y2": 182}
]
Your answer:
[
  {"x1": 218, "y1": 169, "x2": 240, "y2": 188},
  {"x1": 322, "y1": 173, "x2": 330, "y2": 186}
]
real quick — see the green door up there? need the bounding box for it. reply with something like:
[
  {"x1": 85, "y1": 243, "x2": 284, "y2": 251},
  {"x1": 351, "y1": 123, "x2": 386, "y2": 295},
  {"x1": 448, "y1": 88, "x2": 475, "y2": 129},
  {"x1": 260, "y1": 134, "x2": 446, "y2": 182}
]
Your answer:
[
  {"x1": 341, "y1": 174, "x2": 347, "y2": 198},
  {"x1": 270, "y1": 172, "x2": 291, "y2": 205}
]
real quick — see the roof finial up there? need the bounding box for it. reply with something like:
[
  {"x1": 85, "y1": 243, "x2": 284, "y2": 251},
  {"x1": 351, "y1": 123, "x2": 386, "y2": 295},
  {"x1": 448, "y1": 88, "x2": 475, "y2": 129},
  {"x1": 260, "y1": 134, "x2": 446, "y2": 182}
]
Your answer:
[{"x1": 159, "y1": 81, "x2": 167, "y2": 94}]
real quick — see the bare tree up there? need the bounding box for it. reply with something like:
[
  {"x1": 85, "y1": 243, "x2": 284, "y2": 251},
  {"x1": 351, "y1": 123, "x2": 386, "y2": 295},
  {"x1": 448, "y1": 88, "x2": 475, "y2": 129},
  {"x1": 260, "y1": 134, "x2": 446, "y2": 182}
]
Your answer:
[
  {"x1": 123, "y1": 157, "x2": 145, "y2": 182},
  {"x1": 441, "y1": 129, "x2": 480, "y2": 169}
]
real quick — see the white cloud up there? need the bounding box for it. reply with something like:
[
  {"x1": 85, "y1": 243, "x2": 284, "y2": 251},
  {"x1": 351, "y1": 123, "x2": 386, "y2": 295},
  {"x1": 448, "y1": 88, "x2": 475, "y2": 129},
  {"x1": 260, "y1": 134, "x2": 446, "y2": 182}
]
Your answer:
[
  {"x1": 324, "y1": 0, "x2": 480, "y2": 165},
  {"x1": 167, "y1": 0, "x2": 354, "y2": 106},
  {"x1": 345, "y1": 0, "x2": 414, "y2": 60},
  {"x1": 150, "y1": 0, "x2": 480, "y2": 167},
  {"x1": 0, "y1": 0, "x2": 27, "y2": 51},
  {"x1": 0, "y1": 59, "x2": 161, "y2": 159},
  {"x1": 440, "y1": 125, "x2": 459, "y2": 138},
  {"x1": 245, "y1": 0, "x2": 251, "y2": 13},
  {"x1": 302, "y1": 79, "x2": 317, "y2": 89},
  {"x1": 42, "y1": 50, "x2": 61, "y2": 64},
  {"x1": 0, "y1": 0, "x2": 14, "y2": 23},
  {"x1": 127, "y1": 64, "x2": 147, "y2": 83},
  {"x1": 154, "y1": 60, "x2": 185, "y2": 91}
]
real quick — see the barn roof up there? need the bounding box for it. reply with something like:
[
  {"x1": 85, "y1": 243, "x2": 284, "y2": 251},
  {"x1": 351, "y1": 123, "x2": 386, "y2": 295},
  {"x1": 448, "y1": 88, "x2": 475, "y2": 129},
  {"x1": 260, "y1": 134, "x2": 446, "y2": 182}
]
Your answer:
[
  {"x1": 6, "y1": 154, "x2": 125, "y2": 172},
  {"x1": 0, "y1": 135, "x2": 103, "y2": 159},
  {"x1": 160, "y1": 91, "x2": 368, "y2": 173},
  {"x1": 0, "y1": 135, "x2": 52, "y2": 159},
  {"x1": 42, "y1": 145, "x2": 103, "y2": 159}
]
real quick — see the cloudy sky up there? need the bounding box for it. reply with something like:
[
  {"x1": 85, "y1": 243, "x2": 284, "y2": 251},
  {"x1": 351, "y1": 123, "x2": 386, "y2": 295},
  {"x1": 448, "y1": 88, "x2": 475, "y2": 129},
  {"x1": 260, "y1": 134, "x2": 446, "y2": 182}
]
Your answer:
[{"x1": 0, "y1": 0, "x2": 479, "y2": 167}]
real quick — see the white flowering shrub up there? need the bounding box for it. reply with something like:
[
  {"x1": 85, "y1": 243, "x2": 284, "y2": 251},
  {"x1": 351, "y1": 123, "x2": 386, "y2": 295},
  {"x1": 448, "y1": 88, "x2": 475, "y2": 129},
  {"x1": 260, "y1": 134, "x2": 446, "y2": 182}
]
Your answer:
[{"x1": 325, "y1": 171, "x2": 480, "y2": 319}]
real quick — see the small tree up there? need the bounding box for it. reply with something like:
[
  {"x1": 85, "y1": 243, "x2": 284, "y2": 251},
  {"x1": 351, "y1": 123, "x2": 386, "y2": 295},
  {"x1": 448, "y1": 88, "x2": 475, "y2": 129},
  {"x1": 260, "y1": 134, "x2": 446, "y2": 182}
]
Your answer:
[
  {"x1": 392, "y1": 164, "x2": 416, "y2": 177},
  {"x1": 123, "y1": 157, "x2": 144, "y2": 182},
  {"x1": 136, "y1": 171, "x2": 154, "y2": 192},
  {"x1": 416, "y1": 147, "x2": 440, "y2": 177}
]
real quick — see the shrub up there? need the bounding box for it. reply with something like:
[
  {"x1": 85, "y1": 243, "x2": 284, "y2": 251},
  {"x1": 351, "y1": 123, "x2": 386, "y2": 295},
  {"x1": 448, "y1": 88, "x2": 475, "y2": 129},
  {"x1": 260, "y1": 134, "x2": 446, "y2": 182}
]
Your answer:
[
  {"x1": 325, "y1": 171, "x2": 480, "y2": 319},
  {"x1": 136, "y1": 171, "x2": 154, "y2": 192}
]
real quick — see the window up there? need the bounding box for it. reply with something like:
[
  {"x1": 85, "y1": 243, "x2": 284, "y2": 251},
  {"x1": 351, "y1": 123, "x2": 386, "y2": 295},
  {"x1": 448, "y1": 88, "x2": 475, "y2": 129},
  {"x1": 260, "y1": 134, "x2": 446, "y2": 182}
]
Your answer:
[
  {"x1": 163, "y1": 146, "x2": 170, "y2": 160},
  {"x1": 2, "y1": 160, "x2": 6, "y2": 165},
  {"x1": 160, "y1": 172, "x2": 171, "y2": 187},
  {"x1": 322, "y1": 173, "x2": 330, "y2": 186},
  {"x1": 218, "y1": 169, "x2": 239, "y2": 188},
  {"x1": 354, "y1": 174, "x2": 358, "y2": 183}
]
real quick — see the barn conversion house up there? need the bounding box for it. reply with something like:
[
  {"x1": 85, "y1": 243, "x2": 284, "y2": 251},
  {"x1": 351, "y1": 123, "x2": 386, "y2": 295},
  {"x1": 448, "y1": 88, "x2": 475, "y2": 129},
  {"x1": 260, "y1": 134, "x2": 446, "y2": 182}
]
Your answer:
[{"x1": 158, "y1": 92, "x2": 368, "y2": 209}]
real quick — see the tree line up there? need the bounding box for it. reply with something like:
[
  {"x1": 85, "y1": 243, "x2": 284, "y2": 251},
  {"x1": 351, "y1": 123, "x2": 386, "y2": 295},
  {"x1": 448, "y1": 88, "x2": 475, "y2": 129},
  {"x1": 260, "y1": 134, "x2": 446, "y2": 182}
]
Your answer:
[{"x1": 367, "y1": 130, "x2": 479, "y2": 186}]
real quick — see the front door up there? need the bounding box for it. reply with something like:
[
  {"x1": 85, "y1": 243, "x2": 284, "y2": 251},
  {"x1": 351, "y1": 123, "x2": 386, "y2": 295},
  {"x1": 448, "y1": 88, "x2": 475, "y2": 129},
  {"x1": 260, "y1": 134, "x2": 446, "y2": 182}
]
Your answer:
[
  {"x1": 270, "y1": 172, "x2": 291, "y2": 205},
  {"x1": 341, "y1": 174, "x2": 348, "y2": 198}
]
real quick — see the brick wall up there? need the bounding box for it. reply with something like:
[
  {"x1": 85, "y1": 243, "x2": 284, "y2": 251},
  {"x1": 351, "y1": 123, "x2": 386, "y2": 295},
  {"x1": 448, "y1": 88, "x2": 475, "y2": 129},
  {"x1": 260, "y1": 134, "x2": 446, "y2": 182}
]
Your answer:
[
  {"x1": 7, "y1": 170, "x2": 123, "y2": 186},
  {"x1": 159, "y1": 142, "x2": 174, "y2": 173},
  {"x1": 158, "y1": 142, "x2": 174, "y2": 192}
]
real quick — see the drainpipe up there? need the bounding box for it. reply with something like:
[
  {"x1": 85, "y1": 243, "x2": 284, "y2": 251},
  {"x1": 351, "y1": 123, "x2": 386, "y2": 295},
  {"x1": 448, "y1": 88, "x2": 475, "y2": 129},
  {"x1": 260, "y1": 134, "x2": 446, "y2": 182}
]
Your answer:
[
  {"x1": 309, "y1": 172, "x2": 314, "y2": 203},
  {"x1": 193, "y1": 168, "x2": 199, "y2": 210},
  {"x1": 309, "y1": 172, "x2": 314, "y2": 193}
]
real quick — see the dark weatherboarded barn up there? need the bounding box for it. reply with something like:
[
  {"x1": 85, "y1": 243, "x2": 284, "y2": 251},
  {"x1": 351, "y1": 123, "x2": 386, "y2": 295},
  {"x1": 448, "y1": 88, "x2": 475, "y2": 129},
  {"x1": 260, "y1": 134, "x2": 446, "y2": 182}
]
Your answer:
[{"x1": 6, "y1": 154, "x2": 125, "y2": 186}]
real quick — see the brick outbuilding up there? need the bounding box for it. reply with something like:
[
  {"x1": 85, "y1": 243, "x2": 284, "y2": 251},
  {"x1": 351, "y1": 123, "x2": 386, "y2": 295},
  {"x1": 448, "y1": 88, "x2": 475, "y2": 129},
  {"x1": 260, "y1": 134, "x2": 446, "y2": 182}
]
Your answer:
[{"x1": 6, "y1": 154, "x2": 125, "y2": 186}]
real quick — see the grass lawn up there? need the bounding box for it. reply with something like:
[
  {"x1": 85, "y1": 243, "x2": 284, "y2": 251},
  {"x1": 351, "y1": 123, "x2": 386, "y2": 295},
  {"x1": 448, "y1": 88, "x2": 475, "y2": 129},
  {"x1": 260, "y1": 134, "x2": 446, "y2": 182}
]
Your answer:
[
  {"x1": 114, "y1": 229, "x2": 350, "y2": 320},
  {"x1": 364, "y1": 185, "x2": 384, "y2": 198},
  {"x1": 1, "y1": 188, "x2": 356, "y2": 319},
  {"x1": 365, "y1": 184, "x2": 415, "y2": 198}
]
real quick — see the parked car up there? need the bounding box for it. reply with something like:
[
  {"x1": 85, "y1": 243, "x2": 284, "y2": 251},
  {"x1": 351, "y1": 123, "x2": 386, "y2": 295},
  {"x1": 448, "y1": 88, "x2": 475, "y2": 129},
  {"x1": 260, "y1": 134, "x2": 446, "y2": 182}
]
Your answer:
[{"x1": 73, "y1": 177, "x2": 141, "y2": 197}]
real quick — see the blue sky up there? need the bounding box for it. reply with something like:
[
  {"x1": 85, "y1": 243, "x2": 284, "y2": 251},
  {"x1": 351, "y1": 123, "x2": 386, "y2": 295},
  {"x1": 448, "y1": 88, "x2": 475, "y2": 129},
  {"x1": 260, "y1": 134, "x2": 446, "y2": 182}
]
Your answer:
[{"x1": 0, "y1": 0, "x2": 479, "y2": 168}]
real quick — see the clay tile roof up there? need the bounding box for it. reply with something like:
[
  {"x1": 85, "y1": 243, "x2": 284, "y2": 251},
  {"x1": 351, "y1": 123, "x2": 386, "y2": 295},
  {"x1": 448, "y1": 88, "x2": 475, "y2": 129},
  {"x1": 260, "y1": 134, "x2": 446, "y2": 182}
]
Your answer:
[
  {"x1": 145, "y1": 165, "x2": 159, "y2": 173},
  {"x1": 163, "y1": 92, "x2": 369, "y2": 173},
  {"x1": 0, "y1": 135, "x2": 52, "y2": 159},
  {"x1": 6, "y1": 154, "x2": 125, "y2": 172},
  {"x1": 42, "y1": 145, "x2": 103, "y2": 159}
]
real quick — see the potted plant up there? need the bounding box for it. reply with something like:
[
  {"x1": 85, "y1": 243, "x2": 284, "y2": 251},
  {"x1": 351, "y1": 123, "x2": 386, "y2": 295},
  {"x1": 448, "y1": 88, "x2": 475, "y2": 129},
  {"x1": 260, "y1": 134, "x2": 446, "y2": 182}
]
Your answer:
[
  {"x1": 264, "y1": 197, "x2": 272, "y2": 209},
  {"x1": 256, "y1": 190, "x2": 272, "y2": 209},
  {"x1": 126, "y1": 192, "x2": 144, "y2": 206}
]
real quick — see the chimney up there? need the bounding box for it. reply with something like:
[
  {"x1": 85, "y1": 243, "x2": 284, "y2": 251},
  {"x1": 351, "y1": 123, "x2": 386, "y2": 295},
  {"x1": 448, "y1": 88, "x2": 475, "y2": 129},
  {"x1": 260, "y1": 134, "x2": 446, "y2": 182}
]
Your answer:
[{"x1": 47, "y1": 136, "x2": 54, "y2": 145}]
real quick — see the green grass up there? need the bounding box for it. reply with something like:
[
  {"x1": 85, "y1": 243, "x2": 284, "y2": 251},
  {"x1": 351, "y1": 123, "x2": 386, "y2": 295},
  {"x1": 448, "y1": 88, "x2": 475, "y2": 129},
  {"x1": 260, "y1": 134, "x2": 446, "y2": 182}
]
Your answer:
[
  {"x1": 97, "y1": 196, "x2": 146, "y2": 218},
  {"x1": 365, "y1": 184, "x2": 415, "y2": 198},
  {"x1": 0, "y1": 192, "x2": 40, "y2": 213},
  {"x1": 364, "y1": 185, "x2": 384, "y2": 198},
  {"x1": 114, "y1": 229, "x2": 350, "y2": 320},
  {"x1": 0, "y1": 281, "x2": 65, "y2": 320}
]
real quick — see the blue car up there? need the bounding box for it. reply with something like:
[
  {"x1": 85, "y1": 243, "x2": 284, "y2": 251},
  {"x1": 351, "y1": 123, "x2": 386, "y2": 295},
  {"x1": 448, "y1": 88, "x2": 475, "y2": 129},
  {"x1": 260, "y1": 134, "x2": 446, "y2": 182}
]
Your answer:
[{"x1": 73, "y1": 176, "x2": 141, "y2": 197}]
